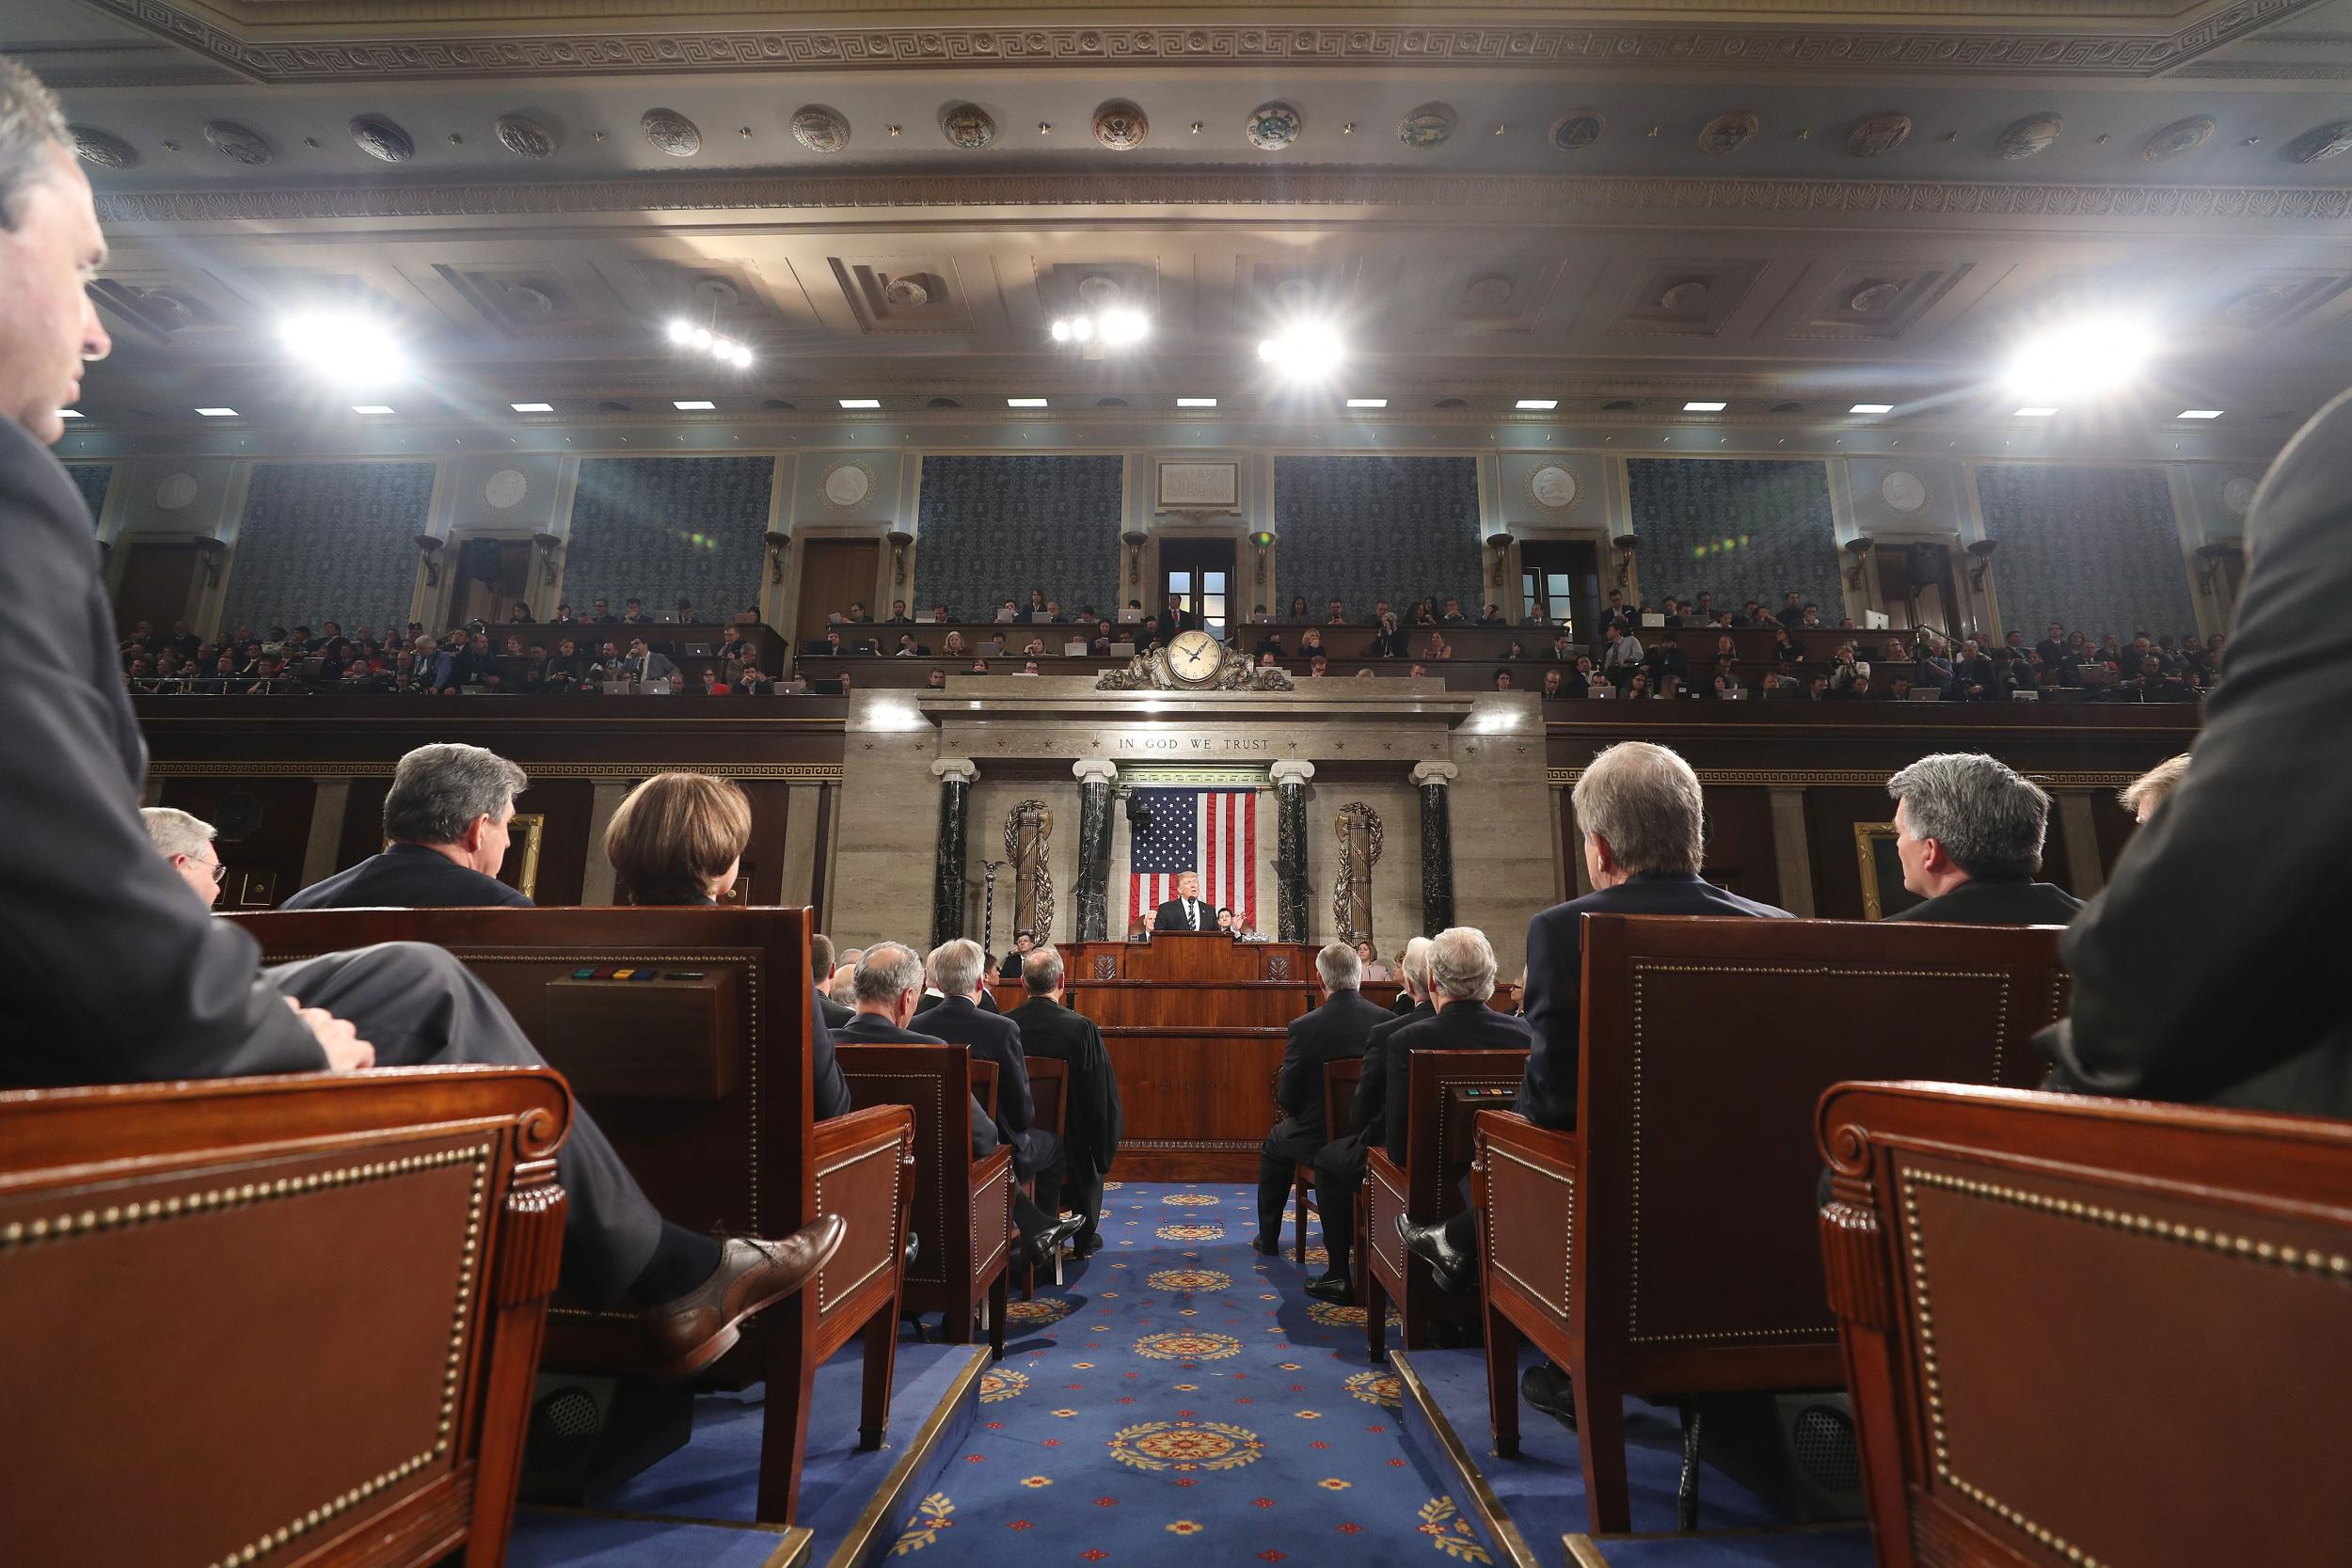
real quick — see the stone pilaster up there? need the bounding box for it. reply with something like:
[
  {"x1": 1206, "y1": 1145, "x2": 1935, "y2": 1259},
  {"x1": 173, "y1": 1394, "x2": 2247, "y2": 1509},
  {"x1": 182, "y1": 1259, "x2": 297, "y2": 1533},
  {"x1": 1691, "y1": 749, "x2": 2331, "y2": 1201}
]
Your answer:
[
  {"x1": 300, "y1": 778, "x2": 352, "y2": 892},
  {"x1": 1072, "y1": 758, "x2": 1118, "y2": 942},
  {"x1": 581, "y1": 778, "x2": 631, "y2": 907},
  {"x1": 930, "y1": 757, "x2": 978, "y2": 948},
  {"x1": 1412, "y1": 761, "x2": 1459, "y2": 936},
  {"x1": 1270, "y1": 758, "x2": 1315, "y2": 943}
]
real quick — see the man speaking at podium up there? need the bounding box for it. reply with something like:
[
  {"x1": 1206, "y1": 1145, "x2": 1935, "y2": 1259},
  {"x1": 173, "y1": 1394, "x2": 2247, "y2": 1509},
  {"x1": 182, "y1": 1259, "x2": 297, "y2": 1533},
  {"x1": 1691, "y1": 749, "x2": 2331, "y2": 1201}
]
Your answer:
[{"x1": 1153, "y1": 869, "x2": 1213, "y2": 932}]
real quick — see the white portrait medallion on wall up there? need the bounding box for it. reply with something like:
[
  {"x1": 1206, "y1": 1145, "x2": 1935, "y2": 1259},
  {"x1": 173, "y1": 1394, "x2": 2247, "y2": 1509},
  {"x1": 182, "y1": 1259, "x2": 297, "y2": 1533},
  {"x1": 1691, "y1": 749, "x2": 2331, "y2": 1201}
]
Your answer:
[
  {"x1": 822, "y1": 461, "x2": 875, "y2": 511},
  {"x1": 154, "y1": 472, "x2": 199, "y2": 512},
  {"x1": 1527, "y1": 464, "x2": 1579, "y2": 512},
  {"x1": 483, "y1": 467, "x2": 530, "y2": 510},
  {"x1": 1880, "y1": 469, "x2": 1928, "y2": 514},
  {"x1": 2220, "y1": 475, "x2": 2257, "y2": 518}
]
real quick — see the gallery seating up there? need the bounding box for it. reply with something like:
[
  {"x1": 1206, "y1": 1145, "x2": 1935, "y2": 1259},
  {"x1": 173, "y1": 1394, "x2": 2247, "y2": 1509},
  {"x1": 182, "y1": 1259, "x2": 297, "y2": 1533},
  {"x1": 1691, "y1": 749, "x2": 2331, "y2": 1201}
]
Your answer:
[
  {"x1": 837, "y1": 1043, "x2": 1015, "y2": 1358},
  {"x1": 1818, "y1": 1080, "x2": 2352, "y2": 1568},
  {"x1": 230, "y1": 906, "x2": 913, "y2": 1526},
  {"x1": 0, "y1": 1066, "x2": 571, "y2": 1568},
  {"x1": 1473, "y1": 913, "x2": 2066, "y2": 1534},
  {"x1": 1362, "y1": 1048, "x2": 1530, "y2": 1357}
]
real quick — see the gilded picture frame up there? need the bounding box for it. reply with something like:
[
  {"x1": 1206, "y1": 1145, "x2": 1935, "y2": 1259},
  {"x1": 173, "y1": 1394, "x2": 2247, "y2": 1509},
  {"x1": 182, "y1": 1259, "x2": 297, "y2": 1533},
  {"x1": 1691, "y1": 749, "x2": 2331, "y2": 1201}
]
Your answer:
[
  {"x1": 507, "y1": 813, "x2": 544, "y2": 903},
  {"x1": 1853, "y1": 821, "x2": 1921, "y2": 922}
]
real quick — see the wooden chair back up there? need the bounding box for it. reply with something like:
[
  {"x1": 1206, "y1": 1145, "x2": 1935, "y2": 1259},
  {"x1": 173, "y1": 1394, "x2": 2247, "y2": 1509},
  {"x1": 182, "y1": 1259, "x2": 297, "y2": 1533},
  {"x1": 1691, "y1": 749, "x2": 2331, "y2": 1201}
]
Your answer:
[
  {"x1": 1819, "y1": 1082, "x2": 2352, "y2": 1568},
  {"x1": 1321, "y1": 1057, "x2": 1364, "y2": 1145},
  {"x1": 970, "y1": 1059, "x2": 1000, "y2": 1122},
  {"x1": 1025, "y1": 1057, "x2": 1069, "y2": 1142},
  {"x1": 0, "y1": 1068, "x2": 569, "y2": 1568}
]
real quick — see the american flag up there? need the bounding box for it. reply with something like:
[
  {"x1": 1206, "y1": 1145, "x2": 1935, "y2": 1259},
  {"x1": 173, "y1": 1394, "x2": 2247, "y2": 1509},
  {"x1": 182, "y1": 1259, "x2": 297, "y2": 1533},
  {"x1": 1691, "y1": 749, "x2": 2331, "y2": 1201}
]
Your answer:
[{"x1": 1130, "y1": 787, "x2": 1257, "y2": 933}]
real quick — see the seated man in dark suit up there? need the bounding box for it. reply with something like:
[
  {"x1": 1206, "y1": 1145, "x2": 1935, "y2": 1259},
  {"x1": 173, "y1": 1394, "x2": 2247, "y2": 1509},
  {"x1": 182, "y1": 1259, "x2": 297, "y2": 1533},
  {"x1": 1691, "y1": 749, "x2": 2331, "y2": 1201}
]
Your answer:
[
  {"x1": 2039, "y1": 390, "x2": 2352, "y2": 1118},
  {"x1": 1250, "y1": 942, "x2": 1393, "y2": 1270},
  {"x1": 997, "y1": 929, "x2": 1036, "y2": 979},
  {"x1": 279, "y1": 742, "x2": 535, "y2": 910},
  {"x1": 1882, "y1": 752, "x2": 2086, "y2": 926},
  {"x1": 834, "y1": 942, "x2": 1075, "y2": 1271},
  {"x1": 1152, "y1": 870, "x2": 1213, "y2": 932},
  {"x1": 1305, "y1": 936, "x2": 1433, "y2": 1304},
  {"x1": 914, "y1": 938, "x2": 1069, "y2": 1228},
  {"x1": 811, "y1": 931, "x2": 854, "y2": 1031},
  {"x1": 1006, "y1": 945, "x2": 1123, "y2": 1257}
]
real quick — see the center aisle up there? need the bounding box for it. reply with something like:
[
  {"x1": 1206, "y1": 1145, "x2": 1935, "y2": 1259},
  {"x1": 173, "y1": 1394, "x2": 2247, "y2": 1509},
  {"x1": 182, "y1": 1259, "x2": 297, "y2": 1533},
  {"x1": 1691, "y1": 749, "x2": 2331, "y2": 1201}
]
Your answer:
[{"x1": 888, "y1": 1180, "x2": 1491, "y2": 1568}]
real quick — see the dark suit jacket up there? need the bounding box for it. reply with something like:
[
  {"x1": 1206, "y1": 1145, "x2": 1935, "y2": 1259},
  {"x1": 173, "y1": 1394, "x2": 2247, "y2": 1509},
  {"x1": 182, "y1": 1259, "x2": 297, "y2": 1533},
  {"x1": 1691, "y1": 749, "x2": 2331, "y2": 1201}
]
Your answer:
[
  {"x1": 0, "y1": 418, "x2": 323, "y2": 1087},
  {"x1": 1518, "y1": 872, "x2": 1794, "y2": 1129},
  {"x1": 806, "y1": 992, "x2": 851, "y2": 1121},
  {"x1": 834, "y1": 1011, "x2": 1001, "y2": 1159},
  {"x1": 1389, "y1": 990, "x2": 1419, "y2": 1017},
  {"x1": 1884, "y1": 879, "x2": 2084, "y2": 926},
  {"x1": 1349, "y1": 999, "x2": 1435, "y2": 1150},
  {"x1": 2039, "y1": 389, "x2": 2352, "y2": 1118},
  {"x1": 912, "y1": 994, "x2": 1054, "y2": 1177},
  {"x1": 280, "y1": 842, "x2": 533, "y2": 911},
  {"x1": 1007, "y1": 995, "x2": 1123, "y2": 1177},
  {"x1": 1276, "y1": 989, "x2": 1394, "y2": 1138},
  {"x1": 1384, "y1": 1000, "x2": 1535, "y2": 1165},
  {"x1": 996, "y1": 950, "x2": 1025, "y2": 979},
  {"x1": 1153, "y1": 896, "x2": 1212, "y2": 932},
  {"x1": 819, "y1": 995, "x2": 854, "y2": 1032}
]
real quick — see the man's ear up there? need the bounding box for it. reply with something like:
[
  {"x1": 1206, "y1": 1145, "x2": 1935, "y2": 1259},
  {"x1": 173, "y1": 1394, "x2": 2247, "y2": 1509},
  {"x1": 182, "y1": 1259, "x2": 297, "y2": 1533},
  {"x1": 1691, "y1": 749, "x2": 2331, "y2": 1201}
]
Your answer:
[{"x1": 458, "y1": 814, "x2": 490, "y2": 853}]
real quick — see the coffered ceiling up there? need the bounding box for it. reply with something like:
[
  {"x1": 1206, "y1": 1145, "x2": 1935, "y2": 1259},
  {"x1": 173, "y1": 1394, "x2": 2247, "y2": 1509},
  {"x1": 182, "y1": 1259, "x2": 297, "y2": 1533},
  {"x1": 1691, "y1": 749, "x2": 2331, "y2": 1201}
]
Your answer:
[{"x1": 21, "y1": 0, "x2": 2352, "y2": 434}]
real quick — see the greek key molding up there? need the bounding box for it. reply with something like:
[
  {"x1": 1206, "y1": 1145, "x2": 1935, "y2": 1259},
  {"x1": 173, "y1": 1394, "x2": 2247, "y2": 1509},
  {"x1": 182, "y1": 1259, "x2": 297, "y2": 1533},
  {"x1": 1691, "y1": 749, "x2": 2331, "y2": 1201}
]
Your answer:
[
  {"x1": 146, "y1": 760, "x2": 844, "y2": 781},
  {"x1": 90, "y1": 169, "x2": 2352, "y2": 228},
  {"x1": 1548, "y1": 767, "x2": 2141, "y2": 788},
  {"x1": 75, "y1": 3, "x2": 2323, "y2": 85}
]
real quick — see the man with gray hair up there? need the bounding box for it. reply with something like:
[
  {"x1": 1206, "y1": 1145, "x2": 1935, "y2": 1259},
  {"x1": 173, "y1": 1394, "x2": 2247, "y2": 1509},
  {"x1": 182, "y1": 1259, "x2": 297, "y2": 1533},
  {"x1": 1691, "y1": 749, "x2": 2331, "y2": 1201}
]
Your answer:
[
  {"x1": 281, "y1": 742, "x2": 533, "y2": 909},
  {"x1": 141, "y1": 806, "x2": 225, "y2": 909},
  {"x1": 1883, "y1": 752, "x2": 2084, "y2": 925},
  {"x1": 1251, "y1": 941, "x2": 1391, "y2": 1271},
  {"x1": 2118, "y1": 752, "x2": 2190, "y2": 826},
  {"x1": 1008, "y1": 945, "x2": 1122, "y2": 1256},
  {"x1": 914, "y1": 938, "x2": 1070, "y2": 1234},
  {"x1": 1305, "y1": 935, "x2": 1436, "y2": 1301}
]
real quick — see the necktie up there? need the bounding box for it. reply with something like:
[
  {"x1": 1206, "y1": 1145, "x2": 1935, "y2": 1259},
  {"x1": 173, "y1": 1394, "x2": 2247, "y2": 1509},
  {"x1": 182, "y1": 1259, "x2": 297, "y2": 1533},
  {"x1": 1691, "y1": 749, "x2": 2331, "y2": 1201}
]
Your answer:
[{"x1": 1188, "y1": 900, "x2": 1199, "y2": 929}]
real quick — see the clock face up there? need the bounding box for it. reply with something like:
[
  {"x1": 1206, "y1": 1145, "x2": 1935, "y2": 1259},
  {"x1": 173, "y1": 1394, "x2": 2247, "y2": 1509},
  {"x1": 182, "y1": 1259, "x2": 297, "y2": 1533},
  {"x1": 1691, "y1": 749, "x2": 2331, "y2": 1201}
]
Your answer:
[{"x1": 1167, "y1": 628, "x2": 1222, "y2": 687}]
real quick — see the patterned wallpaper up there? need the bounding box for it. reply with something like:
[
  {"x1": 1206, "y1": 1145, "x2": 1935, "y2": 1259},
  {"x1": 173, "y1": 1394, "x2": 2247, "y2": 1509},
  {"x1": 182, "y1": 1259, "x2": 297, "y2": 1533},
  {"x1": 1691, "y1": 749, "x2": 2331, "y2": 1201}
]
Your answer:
[
  {"x1": 913, "y1": 455, "x2": 1125, "y2": 616},
  {"x1": 63, "y1": 463, "x2": 112, "y2": 526},
  {"x1": 1975, "y1": 464, "x2": 2199, "y2": 641},
  {"x1": 1628, "y1": 458, "x2": 1842, "y2": 615},
  {"x1": 220, "y1": 462, "x2": 437, "y2": 635},
  {"x1": 565, "y1": 456, "x2": 775, "y2": 620},
  {"x1": 1273, "y1": 455, "x2": 1481, "y2": 618}
]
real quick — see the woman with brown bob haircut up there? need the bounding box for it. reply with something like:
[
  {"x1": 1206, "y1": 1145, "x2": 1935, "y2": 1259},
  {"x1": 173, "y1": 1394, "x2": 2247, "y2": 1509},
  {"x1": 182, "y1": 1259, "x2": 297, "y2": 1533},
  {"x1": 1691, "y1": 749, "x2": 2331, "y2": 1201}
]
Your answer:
[{"x1": 604, "y1": 771, "x2": 753, "y2": 906}]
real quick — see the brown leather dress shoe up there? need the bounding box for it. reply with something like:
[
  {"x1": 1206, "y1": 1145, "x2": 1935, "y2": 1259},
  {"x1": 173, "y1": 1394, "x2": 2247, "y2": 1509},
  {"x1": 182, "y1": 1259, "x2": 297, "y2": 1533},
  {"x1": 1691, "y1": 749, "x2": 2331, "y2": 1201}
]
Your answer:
[{"x1": 644, "y1": 1214, "x2": 848, "y2": 1381}]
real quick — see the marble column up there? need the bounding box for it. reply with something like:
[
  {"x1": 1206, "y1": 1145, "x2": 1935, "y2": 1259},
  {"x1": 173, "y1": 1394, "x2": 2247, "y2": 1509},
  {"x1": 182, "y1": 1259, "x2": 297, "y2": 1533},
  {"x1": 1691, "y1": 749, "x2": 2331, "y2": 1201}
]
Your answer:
[
  {"x1": 930, "y1": 757, "x2": 978, "y2": 948},
  {"x1": 1412, "y1": 761, "x2": 1459, "y2": 936},
  {"x1": 1270, "y1": 758, "x2": 1315, "y2": 943},
  {"x1": 1072, "y1": 758, "x2": 1119, "y2": 942}
]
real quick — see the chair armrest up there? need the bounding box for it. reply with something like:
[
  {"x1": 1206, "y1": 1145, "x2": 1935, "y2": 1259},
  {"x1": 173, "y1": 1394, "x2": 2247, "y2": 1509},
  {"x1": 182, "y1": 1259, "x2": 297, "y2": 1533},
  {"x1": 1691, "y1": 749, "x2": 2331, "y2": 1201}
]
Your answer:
[
  {"x1": 1474, "y1": 1109, "x2": 1579, "y2": 1329},
  {"x1": 813, "y1": 1102, "x2": 916, "y2": 1162}
]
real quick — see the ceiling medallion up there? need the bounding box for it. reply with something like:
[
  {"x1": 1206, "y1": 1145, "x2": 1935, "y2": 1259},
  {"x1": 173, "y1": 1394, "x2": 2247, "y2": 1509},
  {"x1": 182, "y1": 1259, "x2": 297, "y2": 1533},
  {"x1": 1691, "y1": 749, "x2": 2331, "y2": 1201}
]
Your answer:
[
  {"x1": 1697, "y1": 111, "x2": 1760, "y2": 155},
  {"x1": 1397, "y1": 102, "x2": 1457, "y2": 151},
  {"x1": 1659, "y1": 279, "x2": 1710, "y2": 311},
  {"x1": 347, "y1": 115, "x2": 414, "y2": 164},
  {"x1": 2143, "y1": 117, "x2": 2214, "y2": 163},
  {"x1": 1548, "y1": 112, "x2": 1603, "y2": 152},
  {"x1": 1996, "y1": 112, "x2": 2064, "y2": 161},
  {"x1": 882, "y1": 277, "x2": 930, "y2": 307},
  {"x1": 792, "y1": 104, "x2": 850, "y2": 155},
  {"x1": 1527, "y1": 464, "x2": 1579, "y2": 511},
  {"x1": 1245, "y1": 102, "x2": 1303, "y2": 152},
  {"x1": 1461, "y1": 274, "x2": 1513, "y2": 309},
  {"x1": 203, "y1": 120, "x2": 274, "y2": 166},
  {"x1": 1093, "y1": 100, "x2": 1149, "y2": 151},
  {"x1": 495, "y1": 114, "x2": 558, "y2": 159},
  {"x1": 68, "y1": 126, "x2": 139, "y2": 170},
  {"x1": 941, "y1": 102, "x2": 997, "y2": 150},
  {"x1": 1848, "y1": 112, "x2": 1912, "y2": 159},
  {"x1": 1847, "y1": 280, "x2": 1903, "y2": 312},
  {"x1": 2285, "y1": 120, "x2": 2352, "y2": 165},
  {"x1": 1880, "y1": 470, "x2": 1928, "y2": 514},
  {"x1": 642, "y1": 108, "x2": 703, "y2": 159},
  {"x1": 504, "y1": 283, "x2": 555, "y2": 317}
]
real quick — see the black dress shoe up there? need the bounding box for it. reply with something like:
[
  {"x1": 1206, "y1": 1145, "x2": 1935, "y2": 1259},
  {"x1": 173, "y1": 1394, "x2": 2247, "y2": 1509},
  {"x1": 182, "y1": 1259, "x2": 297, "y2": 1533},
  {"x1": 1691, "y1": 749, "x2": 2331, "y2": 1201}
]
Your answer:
[
  {"x1": 1072, "y1": 1232, "x2": 1104, "y2": 1259},
  {"x1": 1521, "y1": 1361, "x2": 1577, "y2": 1428},
  {"x1": 1400, "y1": 1217, "x2": 1476, "y2": 1295},
  {"x1": 1248, "y1": 1232, "x2": 1280, "y2": 1256},
  {"x1": 1303, "y1": 1273, "x2": 1355, "y2": 1305},
  {"x1": 1024, "y1": 1214, "x2": 1085, "y2": 1271}
]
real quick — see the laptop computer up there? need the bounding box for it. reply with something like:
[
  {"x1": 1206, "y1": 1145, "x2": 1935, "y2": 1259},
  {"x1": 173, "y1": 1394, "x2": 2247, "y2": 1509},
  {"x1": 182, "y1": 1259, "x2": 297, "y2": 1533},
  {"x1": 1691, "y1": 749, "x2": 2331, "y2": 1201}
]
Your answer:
[
  {"x1": 1907, "y1": 688, "x2": 1944, "y2": 702},
  {"x1": 1063, "y1": 641, "x2": 1089, "y2": 657},
  {"x1": 1108, "y1": 641, "x2": 1136, "y2": 657}
]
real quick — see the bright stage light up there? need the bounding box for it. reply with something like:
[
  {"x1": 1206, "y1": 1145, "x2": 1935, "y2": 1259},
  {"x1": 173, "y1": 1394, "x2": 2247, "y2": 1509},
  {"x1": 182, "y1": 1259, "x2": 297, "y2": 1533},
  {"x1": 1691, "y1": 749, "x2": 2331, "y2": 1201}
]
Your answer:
[
  {"x1": 1051, "y1": 320, "x2": 1072, "y2": 343},
  {"x1": 2004, "y1": 315, "x2": 2155, "y2": 402},
  {"x1": 667, "y1": 320, "x2": 695, "y2": 345},
  {"x1": 691, "y1": 326, "x2": 713, "y2": 349},
  {"x1": 277, "y1": 310, "x2": 407, "y2": 385},
  {"x1": 1100, "y1": 309, "x2": 1149, "y2": 346},
  {"x1": 1256, "y1": 321, "x2": 1344, "y2": 382}
]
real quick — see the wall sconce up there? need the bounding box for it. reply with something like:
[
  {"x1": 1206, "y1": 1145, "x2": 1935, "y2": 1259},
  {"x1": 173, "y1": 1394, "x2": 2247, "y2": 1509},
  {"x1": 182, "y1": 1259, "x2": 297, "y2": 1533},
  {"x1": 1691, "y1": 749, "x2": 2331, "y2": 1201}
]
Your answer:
[
  {"x1": 1611, "y1": 532, "x2": 1639, "y2": 589},
  {"x1": 1964, "y1": 536, "x2": 1998, "y2": 590},
  {"x1": 762, "y1": 530, "x2": 791, "y2": 585},
  {"x1": 2193, "y1": 540, "x2": 2242, "y2": 595},
  {"x1": 531, "y1": 531, "x2": 563, "y2": 585},
  {"x1": 886, "y1": 530, "x2": 914, "y2": 585},
  {"x1": 411, "y1": 533, "x2": 443, "y2": 587},
  {"x1": 1485, "y1": 531, "x2": 1513, "y2": 589},
  {"x1": 193, "y1": 536, "x2": 228, "y2": 587},
  {"x1": 1249, "y1": 529, "x2": 1275, "y2": 584},
  {"x1": 1843, "y1": 534, "x2": 1875, "y2": 590},
  {"x1": 1121, "y1": 529, "x2": 1150, "y2": 587}
]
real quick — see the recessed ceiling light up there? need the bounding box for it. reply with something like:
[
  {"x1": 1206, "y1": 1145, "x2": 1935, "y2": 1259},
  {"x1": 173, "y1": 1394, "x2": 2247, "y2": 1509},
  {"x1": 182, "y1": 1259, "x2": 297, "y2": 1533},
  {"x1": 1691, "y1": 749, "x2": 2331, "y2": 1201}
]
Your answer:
[
  {"x1": 2005, "y1": 314, "x2": 2155, "y2": 401},
  {"x1": 510, "y1": 402, "x2": 554, "y2": 413},
  {"x1": 1850, "y1": 403, "x2": 1894, "y2": 414},
  {"x1": 1346, "y1": 398, "x2": 1388, "y2": 409},
  {"x1": 1256, "y1": 321, "x2": 1345, "y2": 383},
  {"x1": 1007, "y1": 397, "x2": 1049, "y2": 408},
  {"x1": 1516, "y1": 399, "x2": 1559, "y2": 411},
  {"x1": 839, "y1": 398, "x2": 881, "y2": 409},
  {"x1": 673, "y1": 400, "x2": 715, "y2": 410},
  {"x1": 1683, "y1": 401, "x2": 1729, "y2": 412},
  {"x1": 58, "y1": 409, "x2": 84, "y2": 419},
  {"x1": 2014, "y1": 406, "x2": 2059, "y2": 418},
  {"x1": 350, "y1": 404, "x2": 394, "y2": 414},
  {"x1": 2177, "y1": 408, "x2": 2224, "y2": 420},
  {"x1": 1177, "y1": 397, "x2": 1217, "y2": 408},
  {"x1": 195, "y1": 407, "x2": 238, "y2": 417}
]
